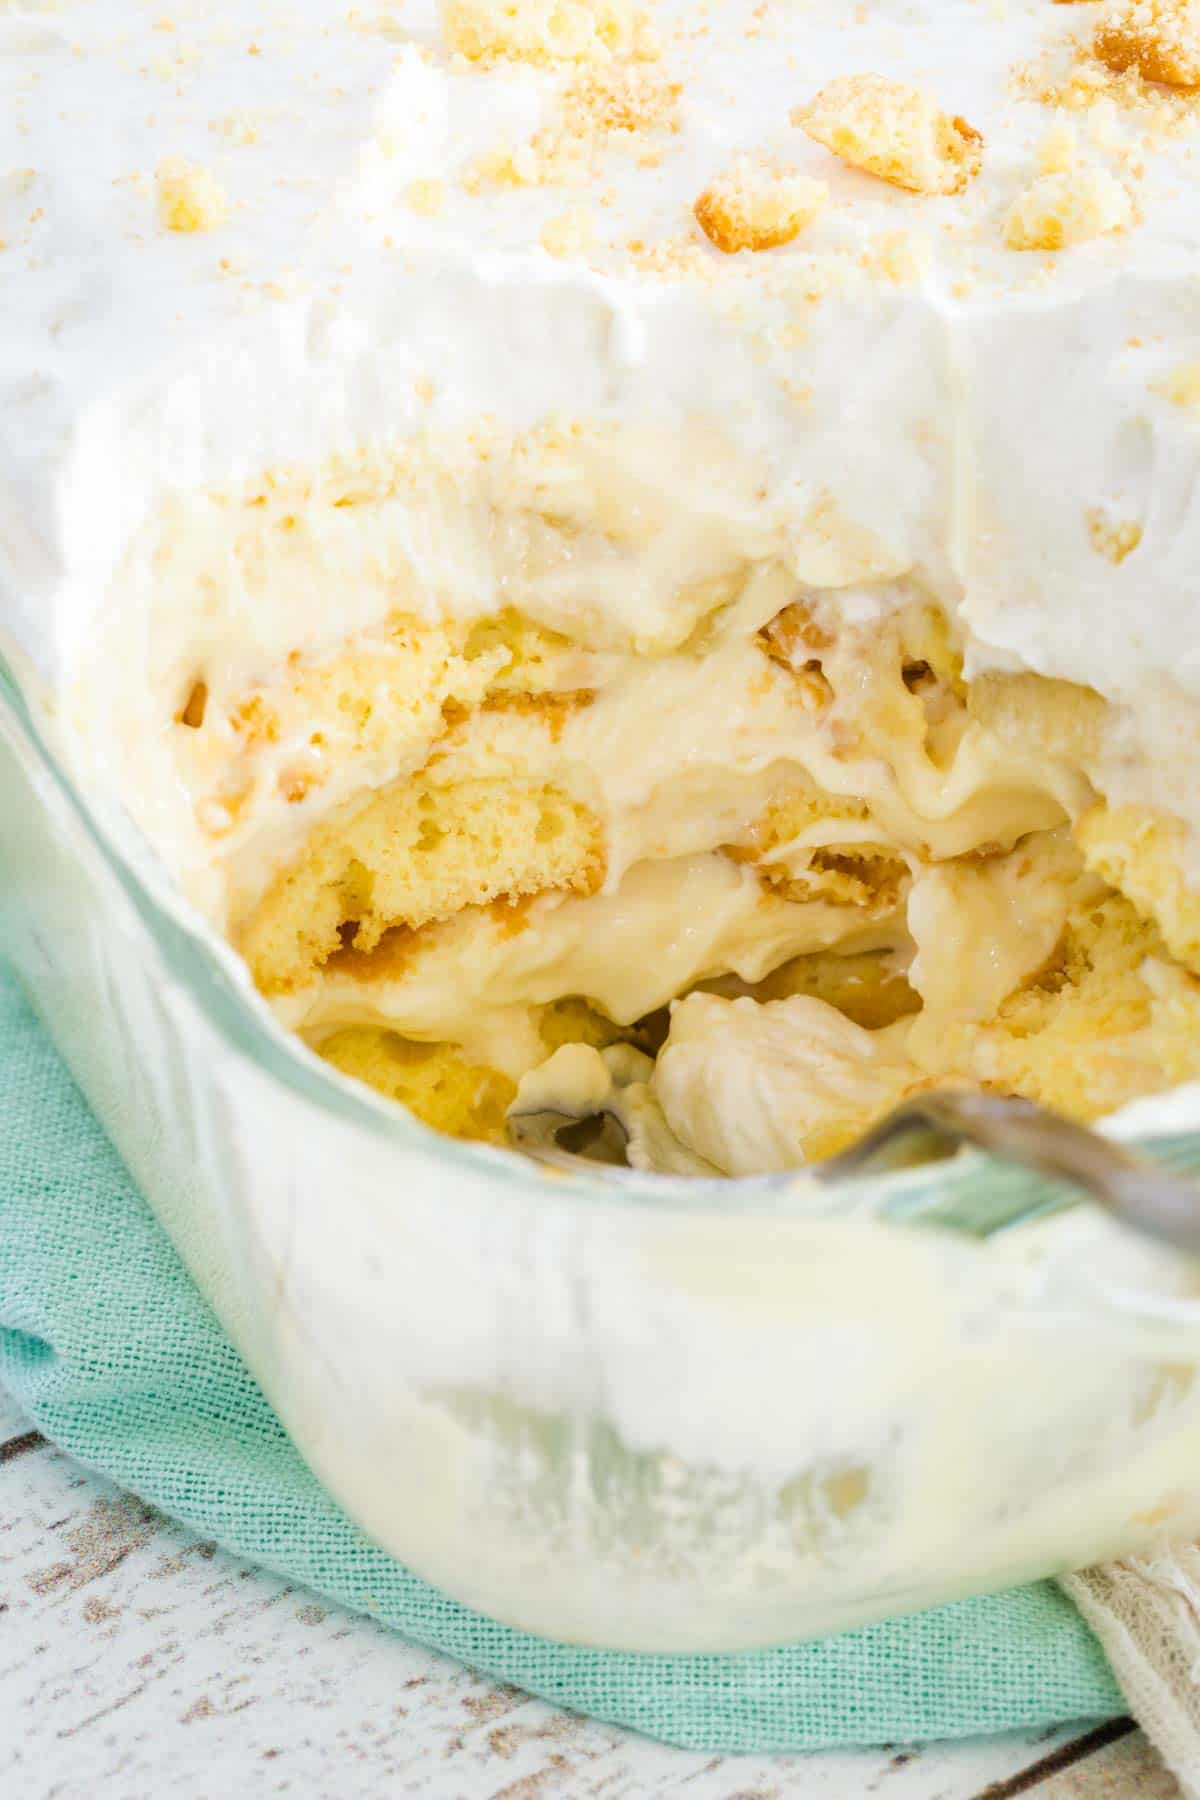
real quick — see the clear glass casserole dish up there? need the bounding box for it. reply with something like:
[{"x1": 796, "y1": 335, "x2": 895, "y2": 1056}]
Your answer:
[{"x1": 5, "y1": 646, "x2": 1200, "y2": 1654}]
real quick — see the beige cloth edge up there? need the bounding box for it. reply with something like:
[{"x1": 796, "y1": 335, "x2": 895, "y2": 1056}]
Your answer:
[{"x1": 1062, "y1": 1553, "x2": 1200, "y2": 1798}]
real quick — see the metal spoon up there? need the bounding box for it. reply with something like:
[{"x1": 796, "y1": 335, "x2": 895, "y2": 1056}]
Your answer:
[{"x1": 508, "y1": 1088, "x2": 1200, "y2": 1255}]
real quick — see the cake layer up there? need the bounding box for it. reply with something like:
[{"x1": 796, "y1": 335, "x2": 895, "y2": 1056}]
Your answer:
[{"x1": 243, "y1": 777, "x2": 604, "y2": 994}]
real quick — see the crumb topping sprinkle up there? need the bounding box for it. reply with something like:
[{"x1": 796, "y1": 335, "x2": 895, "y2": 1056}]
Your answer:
[
  {"x1": 8, "y1": 0, "x2": 1197, "y2": 320},
  {"x1": 794, "y1": 75, "x2": 983, "y2": 197},
  {"x1": 1004, "y1": 165, "x2": 1132, "y2": 248},
  {"x1": 155, "y1": 158, "x2": 227, "y2": 233},
  {"x1": 694, "y1": 161, "x2": 827, "y2": 254},
  {"x1": 438, "y1": 0, "x2": 653, "y2": 66},
  {"x1": 1094, "y1": 0, "x2": 1200, "y2": 89}
]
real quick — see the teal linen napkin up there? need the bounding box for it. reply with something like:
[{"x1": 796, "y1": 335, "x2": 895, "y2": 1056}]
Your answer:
[{"x1": 0, "y1": 959, "x2": 1122, "y2": 1751}]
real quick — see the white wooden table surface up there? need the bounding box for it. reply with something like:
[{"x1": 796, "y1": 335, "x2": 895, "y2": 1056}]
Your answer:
[{"x1": 0, "y1": 1383, "x2": 1180, "y2": 1800}]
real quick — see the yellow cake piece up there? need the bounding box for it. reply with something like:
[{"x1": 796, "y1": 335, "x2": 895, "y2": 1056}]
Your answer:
[
  {"x1": 242, "y1": 777, "x2": 603, "y2": 993},
  {"x1": 319, "y1": 1028, "x2": 516, "y2": 1143},
  {"x1": 936, "y1": 889, "x2": 1200, "y2": 1122},
  {"x1": 694, "y1": 162, "x2": 828, "y2": 255},
  {"x1": 1075, "y1": 803, "x2": 1200, "y2": 975},
  {"x1": 318, "y1": 994, "x2": 668, "y2": 1143},
  {"x1": 535, "y1": 994, "x2": 669, "y2": 1057}
]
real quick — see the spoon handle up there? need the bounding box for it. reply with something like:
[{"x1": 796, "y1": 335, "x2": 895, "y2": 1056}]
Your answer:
[{"x1": 818, "y1": 1090, "x2": 1200, "y2": 1256}]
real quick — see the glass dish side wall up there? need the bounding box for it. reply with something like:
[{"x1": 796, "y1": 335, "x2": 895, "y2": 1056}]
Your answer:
[{"x1": 5, "y1": 681, "x2": 1200, "y2": 1652}]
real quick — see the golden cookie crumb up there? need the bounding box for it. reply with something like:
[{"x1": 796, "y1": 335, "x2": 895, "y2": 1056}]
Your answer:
[
  {"x1": 1094, "y1": 0, "x2": 1200, "y2": 89},
  {"x1": 1038, "y1": 119, "x2": 1078, "y2": 172},
  {"x1": 156, "y1": 157, "x2": 226, "y2": 233},
  {"x1": 405, "y1": 177, "x2": 446, "y2": 215},
  {"x1": 1158, "y1": 359, "x2": 1200, "y2": 406},
  {"x1": 540, "y1": 208, "x2": 594, "y2": 256},
  {"x1": 216, "y1": 109, "x2": 261, "y2": 148},
  {"x1": 1086, "y1": 508, "x2": 1143, "y2": 562},
  {"x1": 565, "y1": 59, "x2": 680, "y2": 135},
  {"x1": 861, "y1": 226, "x2": 930, "y2": 285},
  {"x1": 794, "y1": 74, "x2": 982, "y2": 196},
  {"x1": 1087, "y1": 96, "x2": 1123, "y2": 150},
  {"x1": 1003, "y1": 166, "x2": 1131, "y2": 249},
  {"x1": 440, "y1": 0, "x2": 644, "y2": 64},
  {"x1": 462, "y1": 143, "x2": 541, "y2": 191},
  {"x1": 694, "y1": 160, "x2": 827, "y2": 253}
]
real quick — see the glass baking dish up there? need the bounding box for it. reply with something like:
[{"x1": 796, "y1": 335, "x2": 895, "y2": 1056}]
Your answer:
[{"x1": 5, "y1": 643, "x2": 1200, "y2": 1654}]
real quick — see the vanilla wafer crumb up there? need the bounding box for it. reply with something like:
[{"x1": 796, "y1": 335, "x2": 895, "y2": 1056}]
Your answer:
[
  {"x1": 695, "y1": 160, "x2": 827, "y2": 253},
  {"x1": 440, "y1": 0, "x2": 648, "y2": 64},
  {"x1": 1094, "y1": 0, "x2": 1200, "y2": 90},
  {"x1": 1087, "y1": 508, "x2": 1143, "y2": 562},
  {"x1": 156, "y1": 157, "x2": 226, "y2": 233},
  {"x1": 405, "y1": 178, "x2": 446, "y2": 215},
  {"x1": 1158, "y1": 359, "x2": 1200, "y2": 407},
  {"x1": 540, "y1": 208, "x2": 594, "y2": 256},
  {"x1": 794, "y1": 74, "x2": 982, "y2": 196},
  {"x1": 1004, "y1": 166, "x2": 1132, "y2": 249}
]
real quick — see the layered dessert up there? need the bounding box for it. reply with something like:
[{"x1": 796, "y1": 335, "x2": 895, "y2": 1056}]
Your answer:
[{"x1": 8, "y1": 0, "x2": 1200, "y2": 1173}]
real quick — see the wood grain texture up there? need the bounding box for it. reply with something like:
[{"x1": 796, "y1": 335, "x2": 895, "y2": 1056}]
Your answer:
[{"x1": 0, "y1": 1386, "x2": 1179, "y2": 1800}]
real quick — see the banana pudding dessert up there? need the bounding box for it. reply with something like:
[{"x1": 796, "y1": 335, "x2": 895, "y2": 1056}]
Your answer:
[{"x1": 10, "y1": 0, "x2": 1200, "y2": 1174}]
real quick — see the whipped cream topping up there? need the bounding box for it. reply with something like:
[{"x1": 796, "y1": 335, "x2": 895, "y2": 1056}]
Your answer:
[{"x1": 1, "y1": 0, "x2": 1200, "y2": 852}]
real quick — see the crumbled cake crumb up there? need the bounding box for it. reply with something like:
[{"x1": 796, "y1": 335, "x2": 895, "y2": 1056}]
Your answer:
[
  {"x1": 1038, "y1": 118, "x2": 1078, "y2": 172},
  {"x1": 1087, "y1": 507, "x2": 1143, "y2": 562},
  {"x1": 540, "y1": 208, "x2": 594, "y2": 256},
  {"x1": 215, "y1": 109, "x2": 261, "y2": 148},
  {"x1": 794, "y1": 74, "x2": 982, "y2": 196},
  {"x1": 694, "y1": 159, "x2": 827, "y2": 253},
  {"x1": 1077, "y1": 804, "x2": 1200, "y2": 973},
  {"x1": 1087, "y1": 96, "x2": 1123, "y2": 149},
  {"x1": 319, "y1": 1028, "x2": 516, "y2": 1145},
  {"x1": 177, "y1": 680, "x2": 208, "y2": 729},
  {"x1": 280, "y1": 768, "x2": 321, "y2": 805},
  {"x1": 196, "y1": 794, "x2": 244, "y2": 837},
  {"x1": 861, "y1": 227, "x2": 931, "y2": 285},
  {"x1": 564, "y1": 59, "x2": 680, "y2": 136},
  {"x1": 405, "y1": 177, "x2": 446, "y2": 215},
  {"x1": 1003, "y1": 166, "x2": 1131, "y2": 248},
  {"x1": 1158, "y1": 358, "x2": 1200, "y2": 406},
  {"x1": 622, "y1": 231, "x2": 715, "y2": 280},
  {"x1": 155, "y1": 157, "x2": 226, "y2": 232},
  {"x1": 440, "y1": 0, "x2": 648, "y2": 65},
  {"x1": 462, "y1": 144, "x2": 542, "y2": 191},
  {"x1": 1094, "y1": 0, "x2": 1200, "y2": 89},
  {"x1": 461, "y1": 61, "x2": 678, "y2": 194}
]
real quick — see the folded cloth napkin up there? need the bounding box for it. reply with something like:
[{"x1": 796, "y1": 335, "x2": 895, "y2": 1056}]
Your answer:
[
  {"x1": 0, "y1": 959, "x2": 1169, "y2": 1759},
  {"x1": 1064, "y1": 1563, "x2": 1200, "y2": 1797}
]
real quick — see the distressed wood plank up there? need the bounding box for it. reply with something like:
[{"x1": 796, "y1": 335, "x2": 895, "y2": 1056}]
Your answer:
[
  {"x1": 1016, "y1": 1730, "x2": 1181, "y2": 1799},
  {"x1": 0, "y1": 1384, "x2": 1172, "y2": 1799}
]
